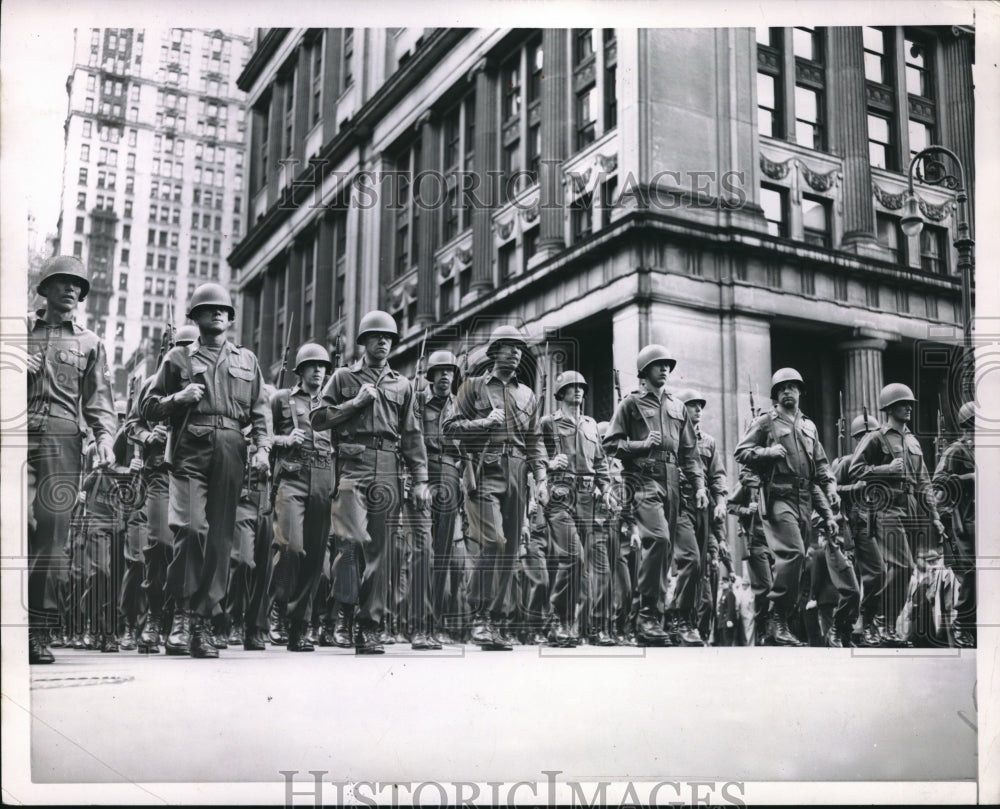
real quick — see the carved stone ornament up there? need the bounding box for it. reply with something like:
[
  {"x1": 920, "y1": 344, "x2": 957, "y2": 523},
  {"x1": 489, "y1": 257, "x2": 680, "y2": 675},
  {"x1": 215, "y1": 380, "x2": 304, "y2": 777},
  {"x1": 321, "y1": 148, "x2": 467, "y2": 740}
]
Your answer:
[
  {"x1": 495, "y1": 218, "x2": 516, "y2": 241},
  {"x1": 520, "y1": 202, "x2": 540, "y2": 224},
  {"x1": 918, "y1": 197, "x2": 953, "y2": 223},
  {"x1": 872, "y1": 182, "x2": 906, "y2": 210},
  {"x1": 799, "y1": 162, "x2": 838, "y2": 192},
  {"x1": 437, "y1": 257, "x2": 454, "y2": 280},
  {"x1": 455, "y1": 247, "x2": 473, "y2": 266},
  {"x1": 760, "y1": 152, "x2": 791, "y2": 180}
]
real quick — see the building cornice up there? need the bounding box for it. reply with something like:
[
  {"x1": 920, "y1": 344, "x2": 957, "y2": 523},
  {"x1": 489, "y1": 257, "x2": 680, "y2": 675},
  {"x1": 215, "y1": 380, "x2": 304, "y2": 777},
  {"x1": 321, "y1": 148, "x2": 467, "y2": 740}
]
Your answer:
[{"x1": 237, "y1": 28, "x2": 291, "y2": 92}]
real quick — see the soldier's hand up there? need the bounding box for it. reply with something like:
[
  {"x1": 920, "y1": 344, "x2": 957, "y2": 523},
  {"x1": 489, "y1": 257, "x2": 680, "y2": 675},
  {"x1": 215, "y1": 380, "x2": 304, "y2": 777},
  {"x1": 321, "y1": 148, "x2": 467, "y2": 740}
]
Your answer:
[
  {"x1": 485, "y1": 407, "x2": 506, "y2": 428},
  {"x1": 252, "y1": 448, "x2": 270, "y2": 472},
  {"x1": 713, "y1": 502, "x2": 728, "y2": 522},
  {"x1": 147, "y1": 425, "x2": 169, "y2": 446},
  {"x1": 827, "y1": 489, "x2": 841, "y2": 510},
  {"x1": 536, "y1": 479, "x2": 549, "y2": 507},
  {"x1": 695, "y1": 487, "x2": 709, "y2": 510},
  {"x1": 549, "y1": 453, "x2": 569, "y2": 471},
  {"x1": 128, "y1": 458, "x2": 143, "y2": 474},
  {"x1": 25, "y1": 351, "x2": 45, "y2": 375},
  {"x1": 806, "y1": 599, "x2": 818, "y2": 610},
  {"x1": 629, "y1": 526, "x2": 641, "y2": 550},
  {"x1": 886, "y1": 457, "x2": 905, "y2": 475},
  {"x1": 288, "y1": 428, "x2": 307, "y2": 447},
  {"x1": 604, "y1": 487, "x2": 619, "y2": 513},
  {"x1": 826, "y1": 519, "x2": 839, "y2": 538},
  {"x1": 933, "y1": 518, "x2": 946, "y2": 537},
  {"x1": 76, "y1": 491, "x2": 87, "y2": 505},
  {"x1": 410, "y1": 482, "x2": 430, "y2": 510},
  {"x1": 96, "y1": 441, "x2": 115, "y2": 468},
  {"x1": 766, "y1": 444, "x2": 787, "y2": 459},
  {"x1": 175, "y1": 383, "x2": 205, "y2": 405},
  {"x1": 644, "y1": 430, "x2": 662, "y2": 449},
  {"x1": 353, "y1": 383, "x2": 377, "y2": 408}
]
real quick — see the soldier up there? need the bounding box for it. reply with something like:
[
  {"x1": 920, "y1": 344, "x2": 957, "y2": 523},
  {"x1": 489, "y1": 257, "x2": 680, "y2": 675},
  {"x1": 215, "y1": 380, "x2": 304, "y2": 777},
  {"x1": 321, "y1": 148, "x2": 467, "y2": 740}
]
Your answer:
[
  {"x1": 603, "y1": 345, "x2": 707, "y2": 646},
  {"x1": 726, "y1": 472, "x2": 772, "y2": 644},
  {"x1": 734, "y1": 368, "x2": 839, "y2": 647},
  {"x1": 832, "y1": 413, "x2": 884, "y2": 647},
  {"x1": 442, "y1": 325, "x2": 548, "y2": 651},
  {"x1": 127, "y1": 325, "x2": 199, "y2": 654},
  {"x1": 932, "y1": 401, "x2": 975, "y2": 648},
  {"x1": 419, "y1": 349, "x2": 464, "y2": 647},
  {"x1": 849, "y1": 383, "x2": 945, "y2": 647},
  {"x1": 141, "y1": 283, "x2": 271, "y2": 658},
  {"x1": 26, "y1": 256, "x2": 117, "y2": 664},
  {"x1": 539, "y1": 371, "x2": 613, "y2": 646},
  {"x1": 672, "y1": 390, "x2": 729, "y2": 646},
  {"x1": 269, "y1": 343, "x2": 336, "y2": 652},
  {"x1": 311, "y1": 311, "x2": 430, "y2": 655}
]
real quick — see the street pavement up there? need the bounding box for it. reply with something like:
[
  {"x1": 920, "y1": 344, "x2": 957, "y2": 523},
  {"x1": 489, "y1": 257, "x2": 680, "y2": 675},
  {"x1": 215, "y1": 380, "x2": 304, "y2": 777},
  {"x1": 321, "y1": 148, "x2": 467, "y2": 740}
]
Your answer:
[{"x1": 20, "y1": 643, "x2": 977, "y2": 789}]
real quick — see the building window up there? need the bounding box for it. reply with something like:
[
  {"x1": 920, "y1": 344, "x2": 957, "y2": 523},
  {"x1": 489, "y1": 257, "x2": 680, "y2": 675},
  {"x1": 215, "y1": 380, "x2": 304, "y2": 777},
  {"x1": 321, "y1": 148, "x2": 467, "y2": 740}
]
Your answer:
[
  {"x1": 254, "y1": 95, "x2": 270, "y2": 192},
  {"x1": 571, "y1": 28, "x2": 618, "y2": 154},
  {"x1": 333, "y1": 210, "x2": 347, "y2": 320},
  {"x1": 522, "y1": 226, "x2": 539, "y2": 274},
  {"x1": 118, "y1": 273, "x2": 128, "y2": 290},
  {"x1": 498, "y1": 35, "x2": 544, "y2": 200},
  {"x1": 833, "y1": 275, "x2": 848, "y2": 302},
  {"x1": 802, "y1": 195, "x2": 831, "y2": 247},
  {"x1": 603, "y1": 29, "x2": 617, "y2": 132},
  {"x1": 760, "y1": 185, "x2": 788, "y2": 237},
  {"x1": 282, "y1": 70, "x2": 296, "y2": 159},
  {"x1": 82, "y1": 121, "x2": 92, "y2": 138},
  {"x1": 441, "y1": 94, "x2": 476, "y2": 243},
  {"x1": 121, "y1": 248, "x2": 130, "y2": 264},
  {"x1": 497, "y1": 240, "x2": 516, "y2": 281},
  {"x1": 393, "y1": 139, "x2": 421, "y2": 278},
  {"x1": 80, "y1": 144, "x2": 90, "y2": 162},
  {"x1": 308, "y1": 32, "x2": 324, "y2": 127},
  {"x1": 74, "y1": 216, "x2": 84, "y2": 234},
  {"x1": 757, "y1": 27, "x2": 826, "y2": 150},
  {"x1": 73, "y1": 241, "x2": 83, "y2": 258},
  {"x1": 117, "y1": 297, "x2": 127, "y2": 316},
  {"x1": 571, "y1": 193, "x2": 593, "y2": 243},
  {"x1": 341, "y1": 29, "x2": 354, "y2": 90},
  {"x1": 919, "y1": 225, "x2": 948, "y2": 274},
  {"x1": 77, "y1": 192, "x2": 86, "y2": 210},
  {"x1": 301, "y1": 233, "x2": 316, "y2": 338},
  {"x1": 867, "y1": 113, "x2": 893, "y2": 170},
  {"x1": 876, "y1": 213, "x2": 903, "y2": 263}
]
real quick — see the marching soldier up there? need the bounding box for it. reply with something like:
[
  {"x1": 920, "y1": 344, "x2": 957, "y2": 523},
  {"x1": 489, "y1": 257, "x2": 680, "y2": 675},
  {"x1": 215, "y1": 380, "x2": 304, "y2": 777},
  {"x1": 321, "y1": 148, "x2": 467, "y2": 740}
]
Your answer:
[
  {"x1": 603, "y1": 345, "x2": 707, "y2": 646},
  {"x1": 26, "y1": 256, "x2": 117, "y2": 663},
  {"x1": 419, "y1": 350, "x2": 464, "y2": 647},
  {"x1": 672, "y1": 390, "x2": 729, "y2": 646},
  {"x1": 442, "y1": 325, "x2": 548, "y2": 651},
  {"x1": 269, "y1": 343, "x2": 336, "y2": 652},
  {"x1": 849, "y1": 383, "x2": 945, "y2": 647},
  {"x1": 734, "y1": 368, "x2": 839, "y2": 647},
  {"x1": 311, "y1": 311, "x2": 430, "y2": 655},
  {"x1": 832, "y1": 413, "x2": 884, "y2": 646},
  {"x1": 932, "y1": 401, "x2": 975, "y2": 648},
  {"x1": 539, "y1": 371, "x2": 613, "y2": 646},
  {"x1": 127, "y1": 324, "x2": 199, "y2": 654},
  {"x1": 727, "y1": 471, "x2": 772, "y2": 645},
  {"x1": 141, "y1": 283, "x2": 271, "y2": 658}
]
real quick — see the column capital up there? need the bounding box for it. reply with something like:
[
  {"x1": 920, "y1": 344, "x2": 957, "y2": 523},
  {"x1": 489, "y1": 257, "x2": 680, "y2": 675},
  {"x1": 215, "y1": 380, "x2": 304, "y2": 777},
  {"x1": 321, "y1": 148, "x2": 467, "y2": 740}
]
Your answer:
[
  {"x1": 837, "y1": 337, "x2": 888, "y2": 354},
  {"x1": 414, "y1": 109, "x2": 434, "y2": 131},
  {"x1": 466, "y1": 56, "x2": 493, "y2": 85}
]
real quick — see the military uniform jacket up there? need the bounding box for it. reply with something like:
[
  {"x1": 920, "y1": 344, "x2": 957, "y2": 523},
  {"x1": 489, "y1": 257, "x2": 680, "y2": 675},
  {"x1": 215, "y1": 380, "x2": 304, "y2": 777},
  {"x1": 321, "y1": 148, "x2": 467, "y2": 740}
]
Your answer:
[
  {"x1": 734, "y1": 407, "x2": 835, "y2": 493},
  {"x1": 126, "y1": 376, "x2": 165, "y2": 468},
  {"x1": 417, "y1": 388, "x2": 461, "y2": 461},
  {"x1": 932, "y1": 437, "x2": 974, "y2": 528},
  {"x1": 311, "y1": 359, "x2": 427, "y2": 483},
  {"x1": 602, "y1": 386, "x2": 705, "y2": 492},
  {"x1": 141, "y1": 339, "x2": 271, "y2": 451},
  {"x1": 685, "y1": 429, "x2": 727, "y2": 507},
  {"x1": 26, "y1": 309, "x2": 116, "y2": 442},
  {"x1": 271, "y1": 384, "x2": 333, "y2": 475},
  {"x1": 539, "y1": 411, "x2": 611, "y2": 491},
  {"x1": 849, "y1": 423, "x2": 938, "y2": 519},
  {"x1": 442, "y1": 371, "x2": 546, "y2": 476}
]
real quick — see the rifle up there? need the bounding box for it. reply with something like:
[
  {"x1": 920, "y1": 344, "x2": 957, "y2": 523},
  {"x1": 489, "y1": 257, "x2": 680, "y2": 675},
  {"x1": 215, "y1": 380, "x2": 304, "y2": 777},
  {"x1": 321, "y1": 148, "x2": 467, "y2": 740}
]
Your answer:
[
  {"x1": 861, "y1": 403, "x2": 875, "y2": 532},
  {"x1": 265, "y1": 314, "x2": 295, "y2": 515},
  {"x1": 159, "y1": 302, "x2": 176, "y2": 365},
  {"x1": 837, "y1": 390, "x2": 846, "y2": 460},
  {"x1": 401, "y1": 327, "x2": 429, "y2": 508},
  {"x1": 935, "y1": 393, "x2": 947, "y2": 464},
  {"x1": 331, "y1": 306, "x2": 346, "y2": 368},
  {"x1": 458, "y1": 328, "x2": 479, "y2": 494},
  {"x1": 613, "y1": 368, "x2": 623, "y2": 405}
]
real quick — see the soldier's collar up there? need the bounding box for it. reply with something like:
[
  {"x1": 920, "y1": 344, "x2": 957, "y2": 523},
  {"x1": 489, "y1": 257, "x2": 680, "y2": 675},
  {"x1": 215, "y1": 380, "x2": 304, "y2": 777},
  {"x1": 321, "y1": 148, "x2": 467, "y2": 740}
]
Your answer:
[
  {"x1": 881, "y1": 422, "x2": 910, "y2": 436},
  {"x1": 486, "y1": 369, "x2": 520, "y2": 385},
  {"x1": 356, "y1": 358, "x2": 398, "y2": 378},
  {"x1": 32, "y1": 308, "x2": 77, "y2": 328}
]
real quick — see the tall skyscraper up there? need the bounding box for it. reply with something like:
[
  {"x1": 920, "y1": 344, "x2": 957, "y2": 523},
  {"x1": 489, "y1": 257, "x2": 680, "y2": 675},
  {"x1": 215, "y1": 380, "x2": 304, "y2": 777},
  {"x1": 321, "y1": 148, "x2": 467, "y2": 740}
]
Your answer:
[{"x1": 54, "y1": 27, "x2": 253, "y2": 395}]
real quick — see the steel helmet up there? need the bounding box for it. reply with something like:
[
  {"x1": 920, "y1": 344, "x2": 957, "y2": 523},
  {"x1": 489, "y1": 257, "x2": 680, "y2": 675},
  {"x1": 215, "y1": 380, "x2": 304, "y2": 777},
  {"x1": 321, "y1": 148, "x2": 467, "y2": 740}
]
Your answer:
[
  {"x1": 425, "y1": 349, "x2": 459, "y2": 379},
  {"x1": 37, "y1": 255, "x2": 90, "y2": 300},
  {"x1": 636, "y1": 344, "x2": 676, "y2": 377},
  {"x1": 486, "y1": 325, "x2": 529, "y2": 357},
  {"x1": 174, "y1": 324, "x2": 199, "y2": 345},
  {"x1": 770, "y1": 368, "x2": 805, "y2": 399},
  {"x1": 294, "y1": 342, "x2": 332, "y2": 373},
  {"x1": 958, "y1": 401, "x2": 975, "y2": 427},
  {"x1": 850, "y1": 414, "x2": 880, "y2": 437},
  {"x1": 187, "y1": 282, "x2": 235, "y2": 319},
  {"x1": 356, "y1": 310, "x2": 398, "y2": 344},
  {"x1": 554, "y1": 370, "x2": 588, "y2": 399},
  {"x1": 878, "y1": 383, "x2": 916, "y2": 411},
  {"x1": 679, "y1": 389, "x2": 707, "y2": 408}
]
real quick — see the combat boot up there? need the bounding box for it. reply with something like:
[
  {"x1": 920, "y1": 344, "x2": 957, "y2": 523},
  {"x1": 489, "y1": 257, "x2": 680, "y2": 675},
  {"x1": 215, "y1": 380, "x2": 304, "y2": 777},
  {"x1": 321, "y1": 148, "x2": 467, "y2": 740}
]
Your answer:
[
  {"x1": 165, "y1": 611, "x2": 191, "y2": 656},
  {"x1": 243, "y1": 625, "x2": 266, "y2": 651},
  {"x1": 267, "y1": 602, "x2": 288, "y2": 645},
  {"x1": 485, "y1": 622, "x2": 513, "y2": 651},
  {"x1": 212, "y1": 615, "x2": 230, "y2": 649},
  {"x1": 411, "y1": 630, "x2": 443, "y2": 650},
  {"x1": 317, "y1": 621, "x2": 336, "y2": 647},
  {"x1": 332, "y1": 606, "x2": 354, "y2": 648},
  {"x1": 824, "y1": 625, "x2": 844, "y2": 648},
  {"x1": 118, "y1": 621, "x2": 137, "y2": 651},
  {"x1": 548, "y1": 621, "x2": 572, "y2": 648},
  {"x1": 470, "y1": 613, "x2": 493, "y2": 646},
  {"x1": 287, "y1": 620, "x2": 315, "y2": 652},
  {"x1": 100, "y1": 632, "x2": 120, "y2": 653},
  {"x1": 859, "y1": 617, "x2": 883, "y2": 647},
  {"x1": 355, "y1": 625, "x2": 385, "y2": 655},
  {"x1": 637, "y1": 616, "x2": 672, "y2": 646},
  {"x1": 953, "y1": 628, "x2": 976, "y2": 648},
  {"x1": 188, "y1": 616, "x2": 219, "y2": 659},
  {"x1": 29, "y1": 629, "x2": 55, "y2": 665},
  {"x1": 227, "y1": 619, "x2": 245, "y2": 647},
  {"x1": 836, "y1": 623, "x2": 855, "y2": 648},
  {"x1": 138, "y1": 612, "x2": 161, "y2": 654},
  {"x1": 675, "y1": 616, "x2": 705, "y2": 647},
  {"x1": 768, "y1": 612, "x2": 806, "y2": 647}
]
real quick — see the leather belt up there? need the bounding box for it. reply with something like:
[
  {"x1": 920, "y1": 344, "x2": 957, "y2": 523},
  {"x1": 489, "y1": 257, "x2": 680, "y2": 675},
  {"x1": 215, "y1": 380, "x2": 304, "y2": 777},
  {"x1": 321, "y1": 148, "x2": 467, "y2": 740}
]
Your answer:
[
  {"x1": 188, "y1": 414, "x2": 242, "y2": 430},
  {"x1": 771, "y1": 474, "x2": 811, "y2": 489},
  {"x1": 355, "y1": 435, "x2": 399, "y2": 452},
  {"x1": 289, "y1": 448, "x2": 333, "y2": 467},
  {"x1": 646, "y1": 449, "x2": 677, "y2": 463},
  {"x1": 45, "y1": 402, "x2": 78, "y2": 422},
  {"x1": 488, "y1": 443, "x2": 526, "y2": 459},
  {"x1": 550, "y1": 473, "x2": 595, "y2": 491},
  {"x1": 427, "y1": 453, "x2": 463, "y2": 469}
]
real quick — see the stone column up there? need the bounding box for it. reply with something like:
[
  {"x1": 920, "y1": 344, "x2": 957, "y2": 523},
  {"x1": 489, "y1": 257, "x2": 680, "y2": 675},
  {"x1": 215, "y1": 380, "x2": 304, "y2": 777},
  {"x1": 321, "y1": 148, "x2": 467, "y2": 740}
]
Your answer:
[
  {"x1": 838, "y1": 334, "x2": 888, "y2": 422},
  {"x1": 539, "y1": 28, "x2": 569, "y2": 254},
  {"x1": 940, "y1": 27, "x2": 975, "y2": 232},
  {"x1": 469, "y1": 58, "x2": 497, "y2": 295},
  {"x1": 828, "y1": 28, "x2": 879, "y2": 252},
  {"x1": 415, "y1": 111, "x2": 438, "y2": 326}
]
